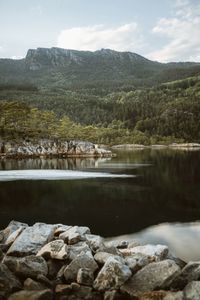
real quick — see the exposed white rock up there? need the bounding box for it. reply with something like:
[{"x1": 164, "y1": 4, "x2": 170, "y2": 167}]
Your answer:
[
  {"x1": 37, "y1": 239, "x2": 68, "y2": 260},
  {"x1": 120, "y1": 244, "x2": 168, "y2": 261}
]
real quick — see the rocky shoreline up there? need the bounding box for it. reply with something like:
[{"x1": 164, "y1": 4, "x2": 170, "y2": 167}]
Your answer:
[
  {"x1": 0, "y1": 140, "x2": 113, "y2": 159},
  {"x1": 111, "y1": 143, "x2": 200, "y2": 150},
  {"x1": 1, "y1": 221, "x2": 200, "y2": 299}
]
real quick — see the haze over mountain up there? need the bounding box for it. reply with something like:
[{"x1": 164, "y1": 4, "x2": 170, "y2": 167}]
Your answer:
[{"x1": 0, "y1": 47, "x2": 200, "y2": 90}]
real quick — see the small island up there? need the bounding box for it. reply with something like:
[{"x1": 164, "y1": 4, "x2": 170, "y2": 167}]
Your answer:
[{"x1": 0, "y1": 140, "x2": 113, "y2": 159}]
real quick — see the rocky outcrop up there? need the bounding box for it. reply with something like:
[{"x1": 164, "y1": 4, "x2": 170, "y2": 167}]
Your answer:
[
  {"x1": 0, "y1": 221, "x2": 200, "y2": 299},
  {"x1": 0, "y1": 140, "x2": 113, "y2": 158}
]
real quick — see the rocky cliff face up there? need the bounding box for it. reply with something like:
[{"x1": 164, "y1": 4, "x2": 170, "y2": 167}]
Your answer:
[{"x1": 0, "y1": 140, "x2": 112, "y2": 158}]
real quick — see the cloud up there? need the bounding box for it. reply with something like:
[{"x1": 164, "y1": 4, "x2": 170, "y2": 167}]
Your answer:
[
  {"x1": 57, "y1": 23, "x2": 144, "y2": 52},
  {"x1": 0, "y1": 46, "x2": 3, "y2": 52},
  {"x1": 147, "y1": 0, "x2": 200, "y2": 62}
]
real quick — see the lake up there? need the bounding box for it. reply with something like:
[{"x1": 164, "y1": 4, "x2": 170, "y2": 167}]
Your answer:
[{"x1": 0, "y1": 148, "x2": 200, "y2": 260}]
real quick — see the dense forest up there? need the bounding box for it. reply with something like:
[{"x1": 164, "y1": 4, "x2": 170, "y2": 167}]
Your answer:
[{"x1": 0, "y1": 75, "x2": 200, "y2": 145}]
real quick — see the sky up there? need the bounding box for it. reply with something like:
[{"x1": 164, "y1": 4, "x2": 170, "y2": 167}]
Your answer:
[{"x1": 0, "y1": 0, "x2": 199, "y2": 62}]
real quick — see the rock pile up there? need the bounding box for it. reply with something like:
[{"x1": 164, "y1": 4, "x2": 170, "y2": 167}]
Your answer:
[
  {"x1": 0, "y1": 140, "x2": 112, "y2": 158},
  {"x1": 0, "y1": 221, "x2": 200, "y2": 299}
]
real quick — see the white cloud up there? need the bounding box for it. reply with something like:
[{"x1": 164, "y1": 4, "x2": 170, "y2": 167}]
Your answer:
[
  {"x1": 147, "y1": 1, "x2": 200, "y2": 62},
  {"x1": 0, "y1": 46, "x2": 3, "y2": 52},
  {"x1": 57, "y1": 23, "x2": 144, "y2": 52}
]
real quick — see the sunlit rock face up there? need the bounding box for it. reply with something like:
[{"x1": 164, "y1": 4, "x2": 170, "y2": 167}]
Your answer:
[{"x1": 0, "y1": 139, "x2": 113, "y2": 158}]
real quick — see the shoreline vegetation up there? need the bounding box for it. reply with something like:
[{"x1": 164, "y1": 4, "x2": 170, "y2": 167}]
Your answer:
[{"x1": 1, "y1": 221, "x2": 199, "y2": 300}]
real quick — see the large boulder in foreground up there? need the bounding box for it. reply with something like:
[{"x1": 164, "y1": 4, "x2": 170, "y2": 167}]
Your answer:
[
  {"x1": 7, "y1": 223, "x2": 56, "y2": 256},
  {"x1": 121, "y1": 259, "x2": 181, "y2": 298}
]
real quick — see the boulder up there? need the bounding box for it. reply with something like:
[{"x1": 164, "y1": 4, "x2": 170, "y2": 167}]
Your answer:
[
  {"x1": 94, "y1": 252, "x2": 122, "y2": 265},
  {"x1": 1, "y1": 220, "x2": 27, "y2": 244},
  {"x1": 121, "y1": 259, "x2": 180, "y2": 298},
  {"x1": 183, "y1": 281, "x2": 200, "y2": 300},
  {"x1": 23, "y1": 278, "x2": 46, "y2": 290},
  {"x1": 85, "y1": 234, "x2": 104, "y2": 251},
  {"x1": 124, "y1": 253, "x2": 150, "y2": 273},
  {"x1": 64, "y1": 251, "x2": 98, "y2": 282},
  {"x1": 120, "y1": 244, "x2": 168, "y2": 261},
  {"x1": 77, "y1": 268, "x2": 94, "y2": 286},
  {"x1": 0, "y1": 263, "x2": 21, "y2": 298},
  {"x1": 93, "y1": 256, "x2": 132, "y2": 291},
  {"x1": 37, "y1": 239, "x2": 68, "y2": 260},
  {"x1": 68, "y1": 241, "x2": 92, "y2": 261},
  {"x1": 8, "y1": 289, "x2": 53, "y2": 300},
  {"x1": 3, "y1": 255, "x2": 48, "y2": 278},
  {"x1": 59, "y1": 226, "x2": 90, "y2": 244},
  {"x1": 172, "y1": 261, "x2": 200, "y2": 289},
  {"x1": 7, "y1": 223, "x2": 56, "y2": 256}
]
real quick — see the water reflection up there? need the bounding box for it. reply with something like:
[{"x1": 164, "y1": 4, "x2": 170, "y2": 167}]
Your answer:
[
  {"x1": 109, "y1": 222, "x2": 200, "y2": 262},
  {"x1": 0, "y1": 148, "x2": 200, "y2": 255},
  {"x1": 0, "y1": 157, "x2": 112, "y2": 171}
]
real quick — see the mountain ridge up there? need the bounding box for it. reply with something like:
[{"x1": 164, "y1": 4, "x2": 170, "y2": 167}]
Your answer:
[{"x1": 0, "y1": 47, "x2": 200, "y2": 89}]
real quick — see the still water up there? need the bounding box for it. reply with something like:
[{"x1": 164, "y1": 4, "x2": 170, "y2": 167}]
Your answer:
[{"x1": 0, "y1": 149, "x2": 200, "y2": 259}]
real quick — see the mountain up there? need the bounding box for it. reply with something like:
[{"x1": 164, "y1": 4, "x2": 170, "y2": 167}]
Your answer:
[{"x1": 0, "y1": 47, "x2": 200, "y2": 91}]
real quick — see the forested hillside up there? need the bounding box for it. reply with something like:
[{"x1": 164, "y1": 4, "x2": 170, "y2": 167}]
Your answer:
[
  {"x1": 1, "y1": 75, "x2": 200, "y2": 144},
  {"x1": 0, "y1": 47, "x2": 200, "y2": 144}
]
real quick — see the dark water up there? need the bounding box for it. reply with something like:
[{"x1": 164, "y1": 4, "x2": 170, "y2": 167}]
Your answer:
[{"x1": 0, "y1": 149, "x2": 200, "y2": 238}]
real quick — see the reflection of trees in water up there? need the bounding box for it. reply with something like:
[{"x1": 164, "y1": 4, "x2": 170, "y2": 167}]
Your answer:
[{"x1": 0, "y1": 157, "x2": 111, "y2": 171}]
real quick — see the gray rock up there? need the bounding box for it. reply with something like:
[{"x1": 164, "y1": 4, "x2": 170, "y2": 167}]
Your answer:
[
  {"x1": 64, "y1": 251, "x2": 98, "y2": 282},
  {"x1": 172, "y1": 261, "x2": 200, "y2": 289},
  {"x1": 3, "y1": 255, "x2": 48, "y2": 278},
  {"x1": 0, "y1": 263, "x2": 21, "y2": 298},
  {"x1": 7, "y1": 223, "x2": 56, "y2": 256},
  {"x1": 54, "y1": 225, "x2": 72, "y2": 237},
  {"x1": 68, "y1": 241, "x2": 92, "y2": 261},
  {"x1": 121, "y1": 259, "x2": 180, "y2": 298},
  {"x1": 120, "y1": 244, "x2": 168, "y2": 261},
  {"x1": 8, "y1": 289, "x2": 53, "y2": 300},
  {"x1": 37, "y1": 239, "x2": 68, "y2": 260},
  {"x1": 85, "y1": 234, "x2": 104, "y2": 251},
  {"x1": 36, "y1": 274, "x2": 53, "y2": 288},
  {"x1": 1, "y1": 220, "x2": 28, "y2": 243},
  {"x1": 93, "y1": 256, "x2": 132, "y2": 291},
  {"x1": 4, "y1": 227, "x2": 25, "y2": 247},
  {"x1": 94, "y1": 252, "x2": 118, "y2": 265},
  {"x1": 183, "y1": 281, "x2": 200, "y2": 300},
  {"x1": 59, "y1": 226, "x2": 90, "y2": 244},
  {"x1": 23, "y1": 278, "x2": 46, "y2": 290},
  {"x1": 124, "y1": 253, "x2": 150, "y2": 273},
  {"x1": 104, "y1": 240, "x2": 128, "y2": 249},
  {"x1": 77, "y1": 268, "x2": 94, "y2": 286}
]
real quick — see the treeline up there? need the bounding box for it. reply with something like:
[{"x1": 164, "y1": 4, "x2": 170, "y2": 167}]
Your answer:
[{"x1": 0, "y1": 76, "x2": 200, "y2": 144}]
